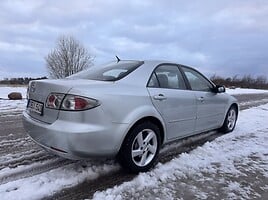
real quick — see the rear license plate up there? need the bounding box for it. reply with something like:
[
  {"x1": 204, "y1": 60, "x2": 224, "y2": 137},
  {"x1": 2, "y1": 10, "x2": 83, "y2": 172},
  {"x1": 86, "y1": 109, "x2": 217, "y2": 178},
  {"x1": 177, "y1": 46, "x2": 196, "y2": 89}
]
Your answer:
[{"x1": 27, "y1": 100, "x2": 44, "y2": 115}]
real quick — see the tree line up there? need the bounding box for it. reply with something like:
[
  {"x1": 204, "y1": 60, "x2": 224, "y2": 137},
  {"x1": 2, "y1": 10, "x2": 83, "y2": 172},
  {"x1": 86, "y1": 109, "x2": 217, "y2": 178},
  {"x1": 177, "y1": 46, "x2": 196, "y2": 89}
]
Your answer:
[
  {"x1": 1, "y1": 74, "x2": 267, "y2": 90},
  {"x1": 210, "y1": 74, "x2": 268, "y2": 89},
  {"x1": 0, "y1": 77, "x2": 47, "y2": 85}
]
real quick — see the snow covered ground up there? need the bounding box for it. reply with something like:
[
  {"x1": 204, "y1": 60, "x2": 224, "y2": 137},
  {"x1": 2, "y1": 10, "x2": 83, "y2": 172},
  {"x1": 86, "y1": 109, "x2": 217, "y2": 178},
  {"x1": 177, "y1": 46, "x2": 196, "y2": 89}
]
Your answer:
[
  {"x1": 0, "y1": 86, "x2": 268, "y2": 199},
  {"x1": 0, "y1": 86, "x2": 27, "y2": 99},
  {"x1": 226, "y1": 88, "x2": 268, "y2": 95},
  {"x1": 93, "y1": 104, "x2": 268, "y2": 200},
  {"x1": 0, "y1": 86, "x2": 27, "y2": 114},
  {"x1": 0, "y1": 159, "x2": 119, "y2": 200}
]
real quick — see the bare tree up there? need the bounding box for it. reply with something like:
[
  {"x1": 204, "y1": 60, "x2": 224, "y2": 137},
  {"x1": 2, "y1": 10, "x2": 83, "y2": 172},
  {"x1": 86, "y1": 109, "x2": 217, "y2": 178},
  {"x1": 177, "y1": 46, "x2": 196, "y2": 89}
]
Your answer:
[{"x1": 45, "y1": 35, "x2": 94, "y2": 78}]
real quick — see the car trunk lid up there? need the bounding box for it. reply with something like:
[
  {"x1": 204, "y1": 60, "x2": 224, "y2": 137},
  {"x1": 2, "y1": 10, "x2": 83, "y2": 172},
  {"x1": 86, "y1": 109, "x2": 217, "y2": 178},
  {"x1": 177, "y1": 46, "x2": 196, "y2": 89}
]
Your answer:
[
  {"x1": 26, "y1": 79, "x2": 111, "y2": 124},
  {"x1": 27, "y1": 79, "x2": 72, "y2": 123}
]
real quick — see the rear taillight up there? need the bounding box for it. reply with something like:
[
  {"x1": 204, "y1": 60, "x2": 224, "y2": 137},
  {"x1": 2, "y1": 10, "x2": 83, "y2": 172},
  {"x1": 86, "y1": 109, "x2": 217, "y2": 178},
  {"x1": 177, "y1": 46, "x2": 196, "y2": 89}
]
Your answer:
[
  {"x1": 61, "y1": 95, "x2": 99, "y2": 110},
  {"x1": 46, "y1": 93, "x2": 65, "y2": 109},
  {"x1": 45, "y1": 93, "x2": 99, "y2": 111}
]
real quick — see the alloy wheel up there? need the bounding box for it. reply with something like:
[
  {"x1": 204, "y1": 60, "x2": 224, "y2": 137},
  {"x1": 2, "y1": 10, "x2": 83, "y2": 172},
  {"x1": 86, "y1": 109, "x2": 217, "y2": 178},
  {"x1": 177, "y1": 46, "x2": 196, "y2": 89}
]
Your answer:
[
  {"x1": 131, "y1": 129, "x2": 158, "y2": 167},
  {"x1": 227, "y1": 109, "x2": 237, "y2": 130}
]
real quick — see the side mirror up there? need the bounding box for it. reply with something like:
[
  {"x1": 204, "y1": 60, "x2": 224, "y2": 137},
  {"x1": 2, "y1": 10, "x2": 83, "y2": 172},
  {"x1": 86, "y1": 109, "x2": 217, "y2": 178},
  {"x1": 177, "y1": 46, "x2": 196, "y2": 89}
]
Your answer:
[{"x1": 213, "y1": 85, "x2": 225, "y2": 93}]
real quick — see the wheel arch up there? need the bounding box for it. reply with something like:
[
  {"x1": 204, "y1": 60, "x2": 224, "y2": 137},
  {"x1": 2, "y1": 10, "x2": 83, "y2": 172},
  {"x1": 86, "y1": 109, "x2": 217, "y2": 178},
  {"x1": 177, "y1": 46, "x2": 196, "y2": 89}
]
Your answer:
[
  {"x1": 117, "y1": 116, "x2": 165, "y2": 172},
  {"x1": 219, "y1": 102, "x2": 239, "y2": 133},
  {"x1": 120, "y1": 116, "x2": 166, "y2": 151},
  {"x1": 231, "y1": 103, "x2": 239, "y2": 114},
  {"x1": 219, "y1": 102, "x2": 239, "y2": 128}
]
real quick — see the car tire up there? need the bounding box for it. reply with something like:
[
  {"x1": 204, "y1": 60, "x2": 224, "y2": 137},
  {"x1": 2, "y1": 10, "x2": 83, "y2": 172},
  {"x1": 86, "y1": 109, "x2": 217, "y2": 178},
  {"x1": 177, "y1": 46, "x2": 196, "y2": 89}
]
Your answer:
[
  {"x1": 220, "y1": 106, "x2": 238, "y2": 133},
  {"x1": 118, "y1": 122, "x2": 161, "y2": 173}
]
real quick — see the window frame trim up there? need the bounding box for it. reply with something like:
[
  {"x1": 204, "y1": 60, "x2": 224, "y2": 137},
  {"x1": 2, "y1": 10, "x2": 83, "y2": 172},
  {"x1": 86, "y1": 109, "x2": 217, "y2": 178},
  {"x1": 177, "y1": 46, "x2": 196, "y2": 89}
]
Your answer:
[
  {"x1": 146, "y1": 63, "x2": 189, "y2": 90},
  {"x1": 180, "y1": 65, "x2": 216, "y2": 92}
]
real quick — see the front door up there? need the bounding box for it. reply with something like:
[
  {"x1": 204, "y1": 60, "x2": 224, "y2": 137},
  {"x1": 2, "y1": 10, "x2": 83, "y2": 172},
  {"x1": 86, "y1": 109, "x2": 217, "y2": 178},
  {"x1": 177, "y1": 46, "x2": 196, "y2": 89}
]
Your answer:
[
  {"x1": 147, "y1": 64, "x2": 196, "y2": 140},
  {"x1": 181, "y1": 66, "x2": 226, "y2": 132}
]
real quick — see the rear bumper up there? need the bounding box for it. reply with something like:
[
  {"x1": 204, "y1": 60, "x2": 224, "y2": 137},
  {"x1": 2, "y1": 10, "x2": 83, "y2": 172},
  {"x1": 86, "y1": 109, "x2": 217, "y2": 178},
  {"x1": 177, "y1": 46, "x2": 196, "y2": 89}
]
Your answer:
[{"x1": 22, "y1": 111, "x2": 129, "y2": 159}]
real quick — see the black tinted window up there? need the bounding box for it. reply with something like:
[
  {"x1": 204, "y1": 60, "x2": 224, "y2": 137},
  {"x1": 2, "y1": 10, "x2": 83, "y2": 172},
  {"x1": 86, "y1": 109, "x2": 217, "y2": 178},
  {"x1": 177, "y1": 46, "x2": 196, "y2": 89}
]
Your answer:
[
  {"x1": 182, "y1": 67, "x2": 214, "y2": 91},
  {"x1": 148, "y1": 73, "x2": 159, "y2": 87},
  {"x1": 67, "y1": 61, "x2": 143, "y2": 81}
]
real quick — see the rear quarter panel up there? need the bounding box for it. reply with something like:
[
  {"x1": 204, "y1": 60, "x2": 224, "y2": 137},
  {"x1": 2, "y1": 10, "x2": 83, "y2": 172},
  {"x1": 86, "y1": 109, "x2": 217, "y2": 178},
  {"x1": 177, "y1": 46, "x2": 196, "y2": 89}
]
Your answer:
[{"x1": 68, "y1": 83, "x2": 167, "y2": 144}]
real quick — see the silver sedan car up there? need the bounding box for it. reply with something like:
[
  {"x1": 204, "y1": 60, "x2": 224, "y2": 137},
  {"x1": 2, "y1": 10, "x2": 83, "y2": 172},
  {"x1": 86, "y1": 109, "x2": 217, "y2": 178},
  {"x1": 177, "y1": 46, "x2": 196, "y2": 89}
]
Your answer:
[{"x1": 23, "y1": 60, "x2": 238, "y2": 173}]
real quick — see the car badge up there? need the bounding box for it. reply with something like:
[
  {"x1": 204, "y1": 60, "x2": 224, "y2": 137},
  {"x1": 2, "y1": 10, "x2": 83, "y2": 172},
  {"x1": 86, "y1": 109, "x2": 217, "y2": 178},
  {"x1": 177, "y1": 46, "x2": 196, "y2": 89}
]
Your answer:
[{"x1": 31, "y1": 82, "x2": 36, "y2": 92}]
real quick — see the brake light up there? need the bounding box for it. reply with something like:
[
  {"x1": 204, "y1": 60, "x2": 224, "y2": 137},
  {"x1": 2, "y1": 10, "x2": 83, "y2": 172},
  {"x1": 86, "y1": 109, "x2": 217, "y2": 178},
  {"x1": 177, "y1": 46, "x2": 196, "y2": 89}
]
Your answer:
[
  {"x1": 46, "y1": 93, "x2": 65, "y2": 109},
  {"x1": 74, "y1": 97, "x2": 88, "y2": 110},
  {"x1": 61, "y1": 95, "x2": 99, "y2": 111},
  {"x1": 45, "y1": 93, "x2": 99, "y2": 111}
]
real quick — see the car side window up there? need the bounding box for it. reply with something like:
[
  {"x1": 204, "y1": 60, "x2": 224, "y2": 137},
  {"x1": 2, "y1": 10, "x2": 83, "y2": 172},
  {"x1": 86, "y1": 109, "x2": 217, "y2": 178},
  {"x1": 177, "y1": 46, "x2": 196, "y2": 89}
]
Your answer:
[
  {"x1": 148, "y1": 65, "x2": 186, "y2": 90},
  {"x1": 148, "y1": 73, "x2": 159, "y2": 87},
  {"x1": 182, "y1": 67, "x2": 213, "y2": 92}
]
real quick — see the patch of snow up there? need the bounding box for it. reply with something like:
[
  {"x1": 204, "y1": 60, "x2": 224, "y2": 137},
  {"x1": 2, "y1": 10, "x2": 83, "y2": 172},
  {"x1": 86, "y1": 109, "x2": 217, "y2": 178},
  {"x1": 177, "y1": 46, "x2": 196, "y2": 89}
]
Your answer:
[
  {"x1": 0, "y1": 86, "x2": 27, "y2": 99},
  {"x1": 0, "y1": 160, "x2": 119, "y2": 200},
  {"x1": 226, "y1": 88, "x2": 268, "y2": 95},
  {"x1": 93, "y1": 104, "x2": 268, "y2": 200},
  {"x1": 0, "y1": 99, "x2": 27, "y2": 114},
  {"x1": 0, "y1": 86, "x2": 27, "y2": 114}
]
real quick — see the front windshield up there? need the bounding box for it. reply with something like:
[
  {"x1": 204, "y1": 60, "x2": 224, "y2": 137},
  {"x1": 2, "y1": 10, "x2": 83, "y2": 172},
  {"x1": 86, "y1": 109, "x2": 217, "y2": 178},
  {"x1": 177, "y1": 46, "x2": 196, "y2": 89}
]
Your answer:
[{"x1": 67, "y1": 61, "x2": 144, "y2": 81}]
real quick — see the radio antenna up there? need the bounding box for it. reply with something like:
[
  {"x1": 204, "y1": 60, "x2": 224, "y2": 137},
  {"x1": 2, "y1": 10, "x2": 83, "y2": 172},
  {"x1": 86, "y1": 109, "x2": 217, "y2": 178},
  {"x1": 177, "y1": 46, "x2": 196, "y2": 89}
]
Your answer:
[{"x1": 115, "y1": 55, "x2": 121, "y2": 63}]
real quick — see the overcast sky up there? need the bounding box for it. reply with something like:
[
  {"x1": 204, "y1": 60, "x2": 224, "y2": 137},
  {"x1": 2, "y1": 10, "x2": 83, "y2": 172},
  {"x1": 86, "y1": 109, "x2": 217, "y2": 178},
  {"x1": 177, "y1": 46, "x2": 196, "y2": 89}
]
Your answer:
[{"x1": 0, "y1": 0, "x2": 267, "y2": 79}]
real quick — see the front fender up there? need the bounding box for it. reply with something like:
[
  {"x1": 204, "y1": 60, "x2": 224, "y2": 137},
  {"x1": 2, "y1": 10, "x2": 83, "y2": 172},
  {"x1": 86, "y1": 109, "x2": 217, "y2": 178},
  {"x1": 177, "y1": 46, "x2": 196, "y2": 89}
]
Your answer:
[{"x1": 220, "y1": 95, "x2": 239, "y2": 126}]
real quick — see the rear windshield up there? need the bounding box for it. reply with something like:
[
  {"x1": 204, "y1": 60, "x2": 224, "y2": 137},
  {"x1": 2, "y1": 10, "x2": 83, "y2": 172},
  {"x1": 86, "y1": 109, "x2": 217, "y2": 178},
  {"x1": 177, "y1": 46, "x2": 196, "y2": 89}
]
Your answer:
[{"x1": 67, "y1": 61, "x2": 144, "y2": 81}]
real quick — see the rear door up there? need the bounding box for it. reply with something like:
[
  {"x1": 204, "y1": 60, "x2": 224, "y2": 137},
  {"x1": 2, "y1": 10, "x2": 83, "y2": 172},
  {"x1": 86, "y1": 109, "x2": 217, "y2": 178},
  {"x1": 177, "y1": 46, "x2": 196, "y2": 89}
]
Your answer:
[
  {"x1": 181, "y1": 66, "x2": 226, "y2": 132},
  {"x1": 147, "y1": 64, "x2": 196, "y2": 140}
]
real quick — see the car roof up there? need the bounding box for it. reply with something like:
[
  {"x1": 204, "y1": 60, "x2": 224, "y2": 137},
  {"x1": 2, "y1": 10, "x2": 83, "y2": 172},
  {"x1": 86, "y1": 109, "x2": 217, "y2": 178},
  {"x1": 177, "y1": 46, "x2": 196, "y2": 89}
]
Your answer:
[
  {"x1": 121, "y1": 60, "x2": 192, "y2": 68},
  {"x1": 116, "y1": 60, "x2": 186, "y2": 86}
]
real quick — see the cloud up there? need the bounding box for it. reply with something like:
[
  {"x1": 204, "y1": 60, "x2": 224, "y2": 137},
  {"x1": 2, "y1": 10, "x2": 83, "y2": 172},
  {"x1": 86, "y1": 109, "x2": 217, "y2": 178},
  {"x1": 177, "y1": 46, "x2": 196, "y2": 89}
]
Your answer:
[{"x1": 0, "y1": 0, "x2": 267, "y2": 79}]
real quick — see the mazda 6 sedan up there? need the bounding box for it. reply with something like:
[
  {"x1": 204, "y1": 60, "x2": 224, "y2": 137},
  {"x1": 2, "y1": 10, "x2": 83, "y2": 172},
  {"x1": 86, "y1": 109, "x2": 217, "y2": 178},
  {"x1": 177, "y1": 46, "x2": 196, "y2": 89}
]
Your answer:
[{"x1": 23, "y1": 60, "x2": 238, "y2": 173}]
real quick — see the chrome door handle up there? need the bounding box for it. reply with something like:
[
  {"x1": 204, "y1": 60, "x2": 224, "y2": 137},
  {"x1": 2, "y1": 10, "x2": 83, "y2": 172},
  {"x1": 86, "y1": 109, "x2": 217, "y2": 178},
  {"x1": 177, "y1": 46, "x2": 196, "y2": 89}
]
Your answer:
[
  {"x1": 198, "y1": 97, "x2": 204, "y2": 102},
  {"x1": 153, "y1": 94, "x2": 167, "y2": 101}
]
